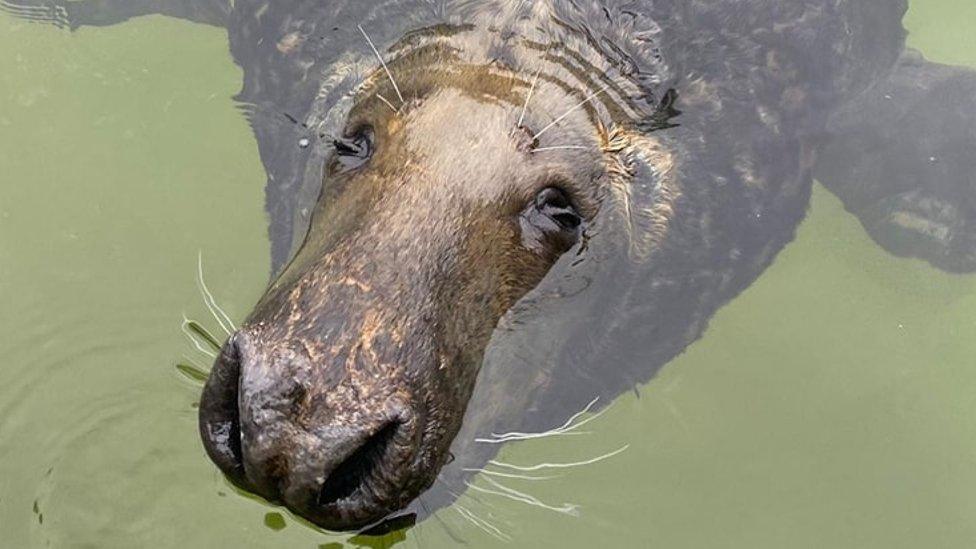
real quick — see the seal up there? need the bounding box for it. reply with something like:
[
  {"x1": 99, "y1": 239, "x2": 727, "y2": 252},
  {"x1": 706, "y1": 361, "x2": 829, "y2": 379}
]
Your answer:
[{"x1": 8, "y1": 0, "x2": 976, "y2": 533}]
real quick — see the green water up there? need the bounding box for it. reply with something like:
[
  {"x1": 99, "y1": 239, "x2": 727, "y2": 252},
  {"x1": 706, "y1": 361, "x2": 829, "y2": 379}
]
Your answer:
[{"x1": 2, "y1": 3, "x2": 976, "y2": 548}]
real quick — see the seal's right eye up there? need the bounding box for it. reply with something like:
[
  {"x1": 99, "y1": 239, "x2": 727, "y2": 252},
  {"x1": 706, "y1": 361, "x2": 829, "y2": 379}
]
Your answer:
[{"x1": 332, "y1": 126, "x2": 374, "y2": 172}]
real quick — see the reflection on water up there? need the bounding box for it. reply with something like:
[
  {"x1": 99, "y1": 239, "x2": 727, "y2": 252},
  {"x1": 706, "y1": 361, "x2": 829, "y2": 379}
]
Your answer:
[{"x1": 1, "y1": 1, "x2": 976, "y2": 548}]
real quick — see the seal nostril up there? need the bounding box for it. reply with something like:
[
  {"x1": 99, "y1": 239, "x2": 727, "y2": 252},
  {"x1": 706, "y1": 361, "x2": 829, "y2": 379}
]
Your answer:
[
  {"x1": 317, "y1": 421, "x2": 400, "y2": 507},
  {"x1": 198, "y1": 333, "x2": 246, "y2": 486}
]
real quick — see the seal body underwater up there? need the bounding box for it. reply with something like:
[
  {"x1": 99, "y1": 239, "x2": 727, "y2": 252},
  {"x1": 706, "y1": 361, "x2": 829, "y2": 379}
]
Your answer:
[{"x1": 7, "y1": 0, "x2": 976, "y2": 532}]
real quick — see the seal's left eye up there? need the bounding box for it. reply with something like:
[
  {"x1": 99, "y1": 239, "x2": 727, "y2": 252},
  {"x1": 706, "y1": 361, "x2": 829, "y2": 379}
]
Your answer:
[
  {"x1": 534, "y1": 187, "x2": 582, "y2": 230},
  {"x1": 519, "y1": 186, "x2": 583, "y2": 255},
  {"x1": 332, "y1": 127, "x2": 374, "y2": 171}
]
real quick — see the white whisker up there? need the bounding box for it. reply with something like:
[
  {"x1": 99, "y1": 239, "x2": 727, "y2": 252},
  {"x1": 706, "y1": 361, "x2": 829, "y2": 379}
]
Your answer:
[
  {"x1": 516, "y1": 66, "x2": 542, "y2": 130},
  {"x1": 531, "y1": 146, "x2": 589, "y2": 152},
  {"x1": 465, "y1": 478, "x2": 579, "y2": 516},
  {"x1": 476, "y1": 432, "x2": 590, "y2": 444},
  {"x1": 376, "y1": 93, "x2": 398, "y2": 113},
  {"x1": 181, "y1": 315, "x2": 217, "y2": 358},
  {"x1": 479, "y1": 398, "x2": 595, "y2": 441},
  {"x1": 476, "y1": 396, "x2": 603, "y2": 443},
  {"x1": 488, "y1": 444, "x2": 629, "y2": 472},
  {"x1": 533, "y1": 83, "x2": 611, "y2": 140},
  {"x1": 560, "y1": 396, "x2": 603, "y2": 427},
  {"x1": 358, "y1": 24, "x2": 405, "y2": 105},
  {"x1": 196, "y1": 251, "x2": 236, "y2": 335},
  {"x1": 462, "y1": 467, "x2": 560, "y2": 481},
  {"x1": 454, "y1": 506, "x2": 491, "y2": 537},
  {"x1": 459, "y1": 483, "x2": 499, "y2": 511},
  {"x1": 455, "y1": 505, "x2": 512, "y2": 543}
]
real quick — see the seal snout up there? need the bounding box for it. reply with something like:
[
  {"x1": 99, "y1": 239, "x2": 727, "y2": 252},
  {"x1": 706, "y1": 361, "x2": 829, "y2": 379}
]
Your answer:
[{"x1": 198, "y1": 330, "x2": 422, "y2": 531}]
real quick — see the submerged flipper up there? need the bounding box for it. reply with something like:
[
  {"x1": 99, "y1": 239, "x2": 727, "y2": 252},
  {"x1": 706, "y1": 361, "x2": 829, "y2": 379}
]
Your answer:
[
  {"x1": 816, "y1": 49, "x2": 976, "y2": 272},
  {"x1": 0, "y1": 0, "x2": 230, "y2": 29}
]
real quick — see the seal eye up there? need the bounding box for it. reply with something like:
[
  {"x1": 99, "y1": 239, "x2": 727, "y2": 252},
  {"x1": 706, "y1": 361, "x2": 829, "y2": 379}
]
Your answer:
[
  {"x1": 332, "y1": 126, "x2": 374, "y2": 172},
  {"x1": 534, "y1": 187, "x2": 582, "y2": 230},
  {"x1": 519, "y1": 186, "x2": 583, "y2": 254}
]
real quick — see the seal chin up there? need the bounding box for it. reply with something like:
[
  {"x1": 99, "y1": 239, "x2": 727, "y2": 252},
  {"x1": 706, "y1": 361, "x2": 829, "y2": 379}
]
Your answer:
[{"x1": 198, "y1": 331, "x2": 434, "y2": 531}]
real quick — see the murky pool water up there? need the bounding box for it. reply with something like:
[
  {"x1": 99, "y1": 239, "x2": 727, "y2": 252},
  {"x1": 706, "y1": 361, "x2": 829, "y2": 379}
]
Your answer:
[{"x1": 2, "y1": 2, "x2": 976, "y2": 548}]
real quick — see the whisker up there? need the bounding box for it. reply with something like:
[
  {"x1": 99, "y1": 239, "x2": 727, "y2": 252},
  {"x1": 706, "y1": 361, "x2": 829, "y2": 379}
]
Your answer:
[
  {"x1": 426, "y1": 486, "x2": 468, "y2": 545},
  {"x1": 181, "y1": 315, "x2": 217, "y2": 359},
  {"x1": 176, "y1": 357, "x2": 210, "y2": 387},
  {"x1": 375, "y1": 93, "x2": 398, "y2": 113},
  {"x1": 476, "y1": 431, "x2": 590, "y2": 444},
  {"x1": 455, "y1": 505, "x2": 512, "y2": 543},
  {"x1": 454, "y1": 506, "x2": 487, "y2": 538},
  {"x1": 196, "y1": 251, "x2": 236, "y2": 336},
  {"x1": 184, "y1": 317, "x2": 222, "y2": 351},
  {"x1": 488, "y1": 444, "x2": 630, "y2": 472},
  {"x1": 358, "y1": 24, "x2": 405, "y2": 105},
  {"x1": 175, "y1": 357, "x2": 210, "y2": 385},
  {"x1": 533, "y1": 83, "x2": 611, "y2": 140},
  {"x1": 465, "y1": 478, "x2": 579, "y2": 516},
  {"x1": 558, "y1": 396, "x2": 602, "y2": 428},
  {"x1": 456, "y1": 481, "x2": 497, "y2": 511},
  {"x1": 436, "y1": 478, "x2": 469, "y2": 507},
  {"x1": 516, "y1": 66, "x2": 542, "y2": 130},
  {"x1": 502, "y1": 396, "x2": 597, "y2": 435},
  {"x1": 462, "y1": 467, "x2": 560, "y2": 481},
  {"x1": 442, "y1": 475, "x2": 497, "y2": 511},
  {"x1": 531, "y1": 145, "x2": 589, "y2": 153},
  {"x1": 476, "y1": 396, "x2": 603, "y2": 443}
]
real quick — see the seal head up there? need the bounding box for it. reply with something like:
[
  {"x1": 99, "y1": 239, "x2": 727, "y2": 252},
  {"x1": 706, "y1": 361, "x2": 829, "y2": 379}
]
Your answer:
[{"x1": 200, "y1": 39, "x2": 620, "y2": 530}]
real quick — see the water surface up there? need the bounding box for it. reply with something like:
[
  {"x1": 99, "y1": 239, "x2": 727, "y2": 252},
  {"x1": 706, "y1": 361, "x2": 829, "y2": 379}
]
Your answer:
[{"x1": 2, "y1": 2, "x2": 976, "y2": 547}]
